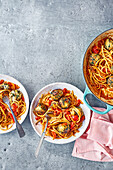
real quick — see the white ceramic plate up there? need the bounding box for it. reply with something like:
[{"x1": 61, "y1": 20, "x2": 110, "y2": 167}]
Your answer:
[
  {"x1": 30, "y1": 82, "x2": 91, "y2": 144},
  {"x1": 0, "y1": 74, "x2": 29, "y2": 134}
]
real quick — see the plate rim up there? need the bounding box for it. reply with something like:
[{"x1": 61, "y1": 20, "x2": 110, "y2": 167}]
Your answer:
[
  {"x1": 0, "y1": 74, "x2": 29, "y2": 134},
  {"x1": 30, "y1": 82, "x2": 91, "y2": 144}
]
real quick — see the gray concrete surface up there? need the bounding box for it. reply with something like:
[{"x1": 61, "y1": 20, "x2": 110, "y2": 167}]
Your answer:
[{"x1": 0, "y1": 0, "x2": 113, "y2": 169}]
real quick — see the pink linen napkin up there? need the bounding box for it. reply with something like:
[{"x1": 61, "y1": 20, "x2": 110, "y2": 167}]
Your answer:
[{"x1": 72, "y1": 108, "x2": 113, "y2": 162}]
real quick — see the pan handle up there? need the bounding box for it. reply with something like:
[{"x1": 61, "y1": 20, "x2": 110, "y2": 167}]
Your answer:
[{"x1": 83, "y1": 86, "x2": 113, "y2": 114}]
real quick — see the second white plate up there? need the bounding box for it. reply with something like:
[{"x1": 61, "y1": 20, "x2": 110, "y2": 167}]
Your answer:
[{"x1": 30, "y1": 82, "x2": 91, "y2": 144}]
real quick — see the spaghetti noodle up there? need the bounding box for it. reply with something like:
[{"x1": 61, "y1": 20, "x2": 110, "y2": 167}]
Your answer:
[
  {"x1": 87, "y1": 37, "x2": 113, "y2": 104},
  {"x1": 0, "y1": 79, "x2": 26, "y2": 131},
  {"x1": 33, "y1": 88, "x2": 85, "y2": 140}
]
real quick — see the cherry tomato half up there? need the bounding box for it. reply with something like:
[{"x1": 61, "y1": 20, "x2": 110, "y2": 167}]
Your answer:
[
  {"x1": 52, "y1": 131, "x2": 56, "y2": 139},
  {"x1": 72, "y1": 115, "x2": 79, "y2": 121}
]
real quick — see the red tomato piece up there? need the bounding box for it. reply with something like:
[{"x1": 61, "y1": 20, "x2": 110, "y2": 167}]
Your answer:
[
  {"x1": 48, "y1": 99, "x2": 52, "y2": 106},
  {"x1": 47, "y1": 123, "x2": 50, "y2": 128},
  {"x1": 11, "y1": 103, "x2": 18, "y2": 112},
  {"x1": 72, "y1": 115, "x2": 79, "y2": 121},
  {"x1": 76, "y1": 99, "x2": 82, "y2": 107},
  {"x1": 70, "y1": 122, "x2": 75, "y2": 129},
  {"x1": 66, "y1": 111, "x2": 70, "y2": 114},
  {"x1": 21, "y1": 96, "x2": 25, "y2": 101},
  {"x1": 0, "y1": 80, "x2": 4, "y2": 84},
  {"x1": 92, "y1": 46, "x2": 99, "y2": 54},
  {"x1": 77, "y1": 115, "x2": 85, "y2": 125},
  {"x1": 63, "y1": 88, "x2": 70, "y2": 95},
  {"x1": 47, "y1": 98, "x2": 53, "y2": 106},
  {"x1": 65, "y1": 114, "x2": 71, "y2": 121},
  {"x1": 14, "y1": 111, "x2": 18, "y2": 116},
  {"x1": 15, "y1": 84, "x2": 20, "y2": 89},
  {"x1": 63, "y1": 88, "x2": 66, "y2": 94},
  {"x1": 65, "y1": 111, "x2": 71, "y2": 121},
  {"x1": 81, "y1": 115, "x2": 85, "y2": 121},
  {"x1": 35, "y1": 116, "x2": 40, "y2": 120},
  {"x1": 10, "y1": 113, "x2": 14, "y2": 122},
  {"x1": 52, "y1": 131, "x2": 56, "y2": 139},
  {"x1": 7, "y1": 82, "x2": 12, "y2": 87},
  {"x1": 7, "y1": 82, "x2": 15, "y2": 90}
]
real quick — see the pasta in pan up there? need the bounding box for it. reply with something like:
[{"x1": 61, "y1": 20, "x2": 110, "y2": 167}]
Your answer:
[
  {"x1": 0, "y1": 79, "x2": 26, "y2": 131},
  {"x1": 87, "y1": 37, "x2": 113, "y2": 104},
  {"x1": 33, "y1": 88, "x2": 85, "y2": 140}
]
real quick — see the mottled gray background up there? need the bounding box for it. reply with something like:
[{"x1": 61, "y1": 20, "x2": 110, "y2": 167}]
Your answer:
[{"x1": 0, "y1": 0, "x2": 113, "y2": 170}]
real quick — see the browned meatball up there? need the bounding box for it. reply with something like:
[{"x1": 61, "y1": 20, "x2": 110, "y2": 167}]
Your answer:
[
  {"x1": 59, "y1": 97, "x2": 71, "y2": 109},
  {"x1": 51, "y1": 89, "x2": 63, "y2": 100},
  {"x1": 105, "y1": 38, "x2": 113, "y2": 50},
  {"x1": 34, "y1": 103, "x2": 48, "y2": 115},
  {"x1": 57, "y1": 123, "x2": 70, "y2": 134},
  {"x1": 89, "y1": 53, "x2": 100, "y2": 65}
]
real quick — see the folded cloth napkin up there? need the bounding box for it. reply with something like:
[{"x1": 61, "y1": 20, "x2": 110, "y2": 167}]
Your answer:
[{"x1": 72, "y1": 108, "x2": 113, "y2": 162}]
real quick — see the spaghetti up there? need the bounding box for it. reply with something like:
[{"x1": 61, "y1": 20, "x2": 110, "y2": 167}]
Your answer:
[
  {"x1": 87, "y1": 37, "x2": 113, "y2": 104},
  {"x1": 0, "y1": 79, "x2": 26, "y2": 131},
  {"x1": 33, "y1": 88, "x2": 85, "y2": 140}
]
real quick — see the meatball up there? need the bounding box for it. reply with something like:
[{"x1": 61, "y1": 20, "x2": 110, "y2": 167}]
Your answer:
[
  {"x1": 57, "y1": 123, "x2": 70, "y2": 134},
  {"x1": 89, "y1": 53, "x2": 100, "y2": 65},
  {"x1": 34, "y1": 103, "x2": 48, "y2": 115},
  {"x1": 107, "y1": 76, "x2": 113, "y2": 87},
  {"x1": 51, "y1": 89, "x2": 63, "y2": 100},
  {"x1": 59, "y1": 97, "x2": 71, "y2": 109},
  {"x1": 105, "y1": 38, "x2": 113, "y2": 50}
]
